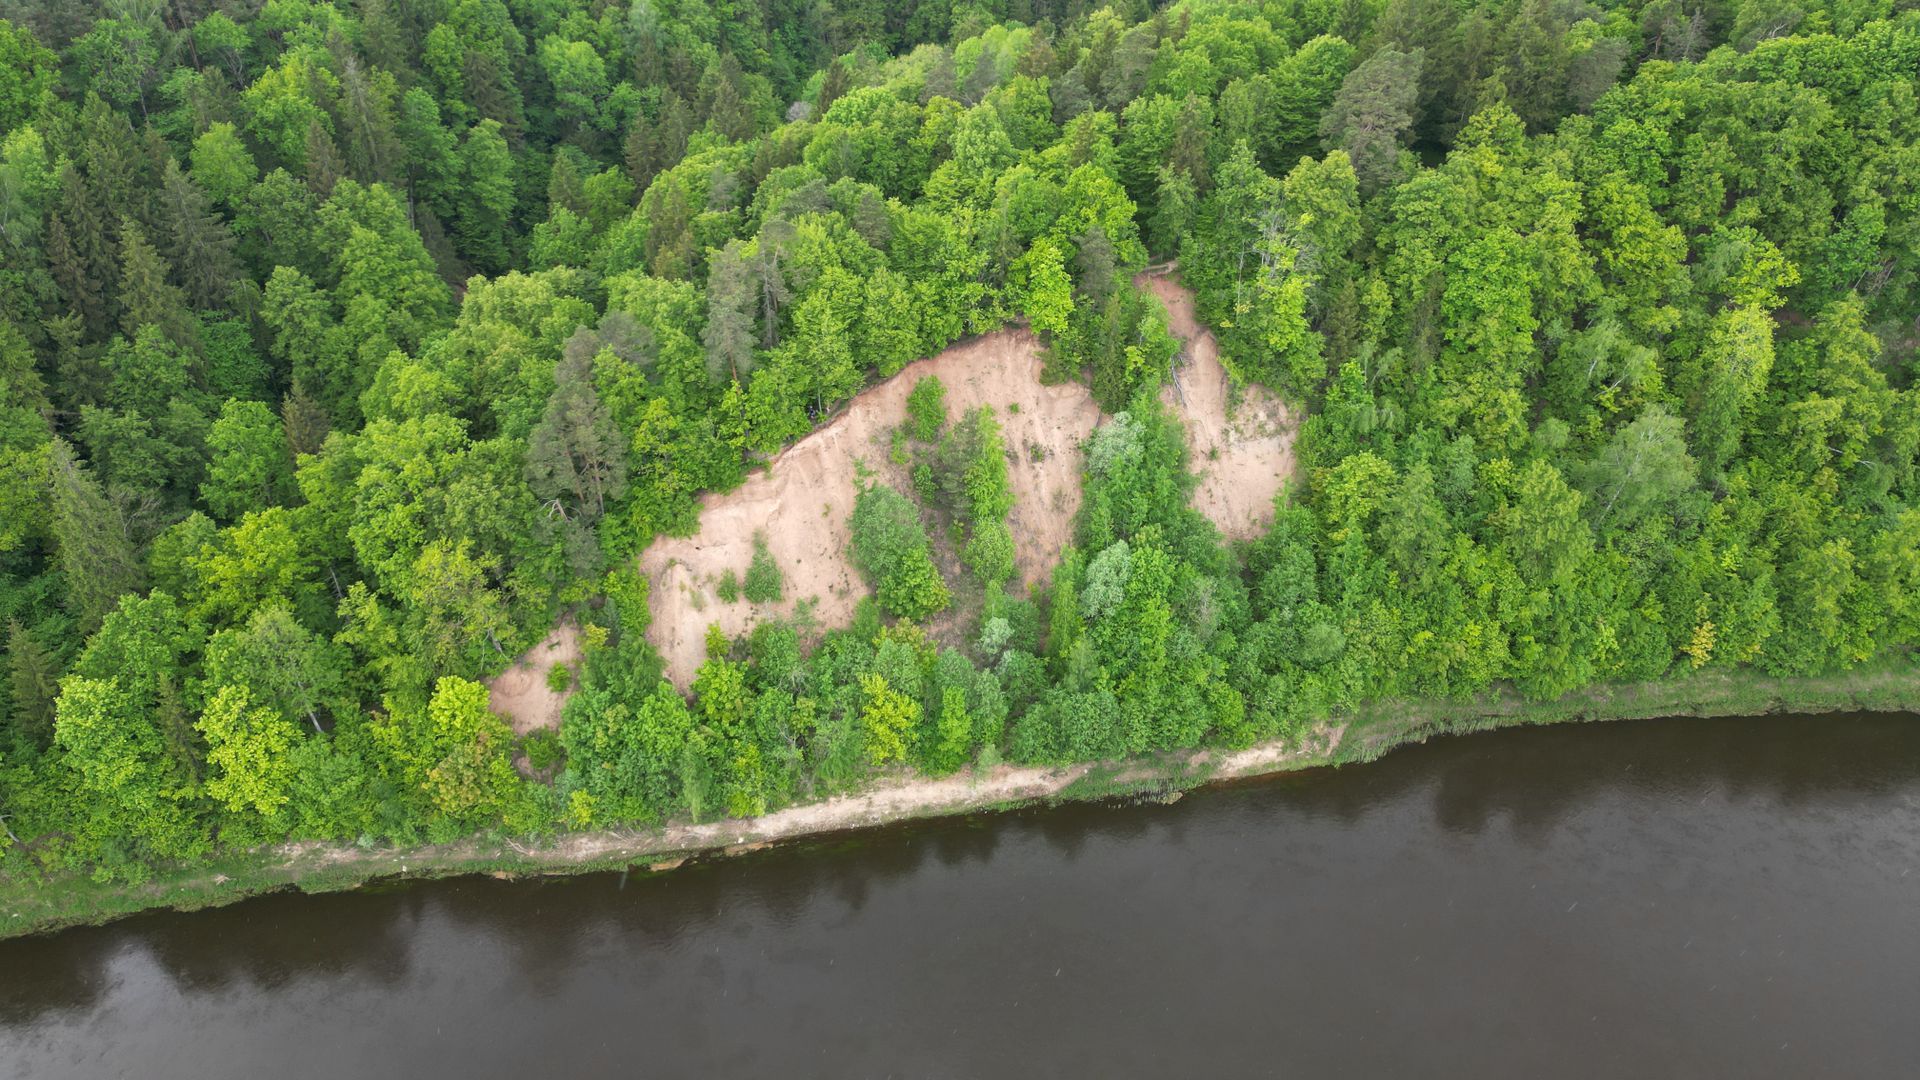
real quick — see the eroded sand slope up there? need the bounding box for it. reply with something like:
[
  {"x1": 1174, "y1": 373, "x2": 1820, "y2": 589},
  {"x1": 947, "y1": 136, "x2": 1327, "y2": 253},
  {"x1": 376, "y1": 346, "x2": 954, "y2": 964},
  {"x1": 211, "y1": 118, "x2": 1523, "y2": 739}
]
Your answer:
[
  {"x1": 493, "y1": 276, "x2": 1294, "y2": 701},
  {"x1": 639, "y1": 327, "x2": 1103, "y2": 688},
  {"x1": 1143, "y1": 273, "x2": 1295, "y2": 541}
]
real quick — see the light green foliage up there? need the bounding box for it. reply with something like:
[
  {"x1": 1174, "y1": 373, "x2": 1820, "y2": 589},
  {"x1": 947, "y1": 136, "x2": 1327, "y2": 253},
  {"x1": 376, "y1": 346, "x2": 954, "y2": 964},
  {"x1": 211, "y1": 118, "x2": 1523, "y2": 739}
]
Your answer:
[
  {"x1": 190, "y1": 123, "x2": 257, "y2": 207},
  {"x1": 202, "y1": 400, "x2": 293, "y2": 522},
  {"x1": 914, "y1": 406, "x2": 1016, "y2": 587},
  {"x1": 380, "y1": 677, "x2": 523, "y2": 834},
  {"x1": 904, "y1": 376, "x2": 946, "y2": 442},
  {"x1": 858, "y1": 673, "x2": 919, "y2": 766},
  {"x1": 1013, "y1": 238, "x2": 1075, "y2": 337},
  {"x1": 197, "y1": 685, "x2": 300, "y2": 826},
  {"x1": 743, "y1": 534, "x2": 783, "y2": 603},
  {"x1": 0, "y1": 20, "x2": 56, "y2": 135}
]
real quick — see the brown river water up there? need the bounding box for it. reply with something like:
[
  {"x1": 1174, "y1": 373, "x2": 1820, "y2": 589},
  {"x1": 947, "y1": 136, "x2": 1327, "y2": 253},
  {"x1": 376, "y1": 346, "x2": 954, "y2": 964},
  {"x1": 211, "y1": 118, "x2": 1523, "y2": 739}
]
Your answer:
[{"x1": 1, "y1": 711, "x2": 1916, "y2": 1078}]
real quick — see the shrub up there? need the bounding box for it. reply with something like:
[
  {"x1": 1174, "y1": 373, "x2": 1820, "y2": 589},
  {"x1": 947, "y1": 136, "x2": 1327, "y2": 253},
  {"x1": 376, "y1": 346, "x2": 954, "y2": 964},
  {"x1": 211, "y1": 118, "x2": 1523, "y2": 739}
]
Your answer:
[
  {"x1": 716, "y1": 568, "x2": 740, "y2": 603},
  {"x1": 849, "y1": 484, "x2": 951, "y2": 620},
  {"x1": 905, "y1": 375, "x2": 946, "y2": 441},
  {"x1": 546, "y1": 663, "x2": 573, "y2": 693},
  {"x1": 523, "y1": 729, "x2": 564, "y2": 771},
  {"x1": 744, "y1": 534, "x2": 784, "y2": 603}
]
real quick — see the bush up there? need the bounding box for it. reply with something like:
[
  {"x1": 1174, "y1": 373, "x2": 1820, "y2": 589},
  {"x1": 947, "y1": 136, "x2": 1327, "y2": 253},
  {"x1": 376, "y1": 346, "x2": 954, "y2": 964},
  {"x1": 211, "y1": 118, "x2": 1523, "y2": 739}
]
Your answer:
[
  {"x1": 744, "y1": 533, "x2": 784, "y2": 603},
  {"x1": 905, "y1": 376, "x2": 946, "y2": 441},
  {"x1": 523, "y1": 729, "x2": 565, "y2": 771},
  {"x1": 546, "y1": 663, "x2": 573, "y2": 693},
  {"x1": 849, "y1": 484, "x2": 951, "y2": 620},
  {"x1": 716, "y1": 568, "x2": 740, "y2": 603}
]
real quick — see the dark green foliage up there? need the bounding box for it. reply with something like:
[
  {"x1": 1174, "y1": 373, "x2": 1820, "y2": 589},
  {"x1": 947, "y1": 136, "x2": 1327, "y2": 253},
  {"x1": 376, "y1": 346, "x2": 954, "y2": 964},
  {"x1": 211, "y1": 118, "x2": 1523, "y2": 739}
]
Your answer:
[
  {"x1": 522, "y1": 730, "x2": 564, "y2": 772},
  {"x1": 1321, "y1": 48, "x2": 1423, "y2": 192},
  {"x1": 849, "y1": 485, "x2": 950, "y2": 621},
  {"x1": 47, "y1": 438, "x2": 144, "y2": 633},
  {"x1": 6, "y1": 0, "x2": 1919, "y2": 888}
]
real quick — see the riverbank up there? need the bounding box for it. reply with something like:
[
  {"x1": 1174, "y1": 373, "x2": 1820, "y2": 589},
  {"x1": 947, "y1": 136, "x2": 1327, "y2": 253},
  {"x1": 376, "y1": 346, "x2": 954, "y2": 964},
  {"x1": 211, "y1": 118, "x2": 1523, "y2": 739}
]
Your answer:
[{"x1": 3, "y1": 661, "x2": 1915, "y2": 941}]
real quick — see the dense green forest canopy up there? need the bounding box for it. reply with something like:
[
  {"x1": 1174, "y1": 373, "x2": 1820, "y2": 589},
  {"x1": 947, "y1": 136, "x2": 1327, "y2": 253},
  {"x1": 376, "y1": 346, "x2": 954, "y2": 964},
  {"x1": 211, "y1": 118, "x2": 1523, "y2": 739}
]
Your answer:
[{"x1": 1, "y1": 0, "x2": 1917, "y2": 879}]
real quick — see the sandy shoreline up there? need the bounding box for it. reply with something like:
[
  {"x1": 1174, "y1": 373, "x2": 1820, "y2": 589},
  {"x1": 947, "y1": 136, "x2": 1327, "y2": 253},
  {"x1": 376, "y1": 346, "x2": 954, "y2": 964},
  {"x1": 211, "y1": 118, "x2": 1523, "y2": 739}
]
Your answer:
[{"x1": 531, "y1": 723, "x2": 1343, "y2": 866}]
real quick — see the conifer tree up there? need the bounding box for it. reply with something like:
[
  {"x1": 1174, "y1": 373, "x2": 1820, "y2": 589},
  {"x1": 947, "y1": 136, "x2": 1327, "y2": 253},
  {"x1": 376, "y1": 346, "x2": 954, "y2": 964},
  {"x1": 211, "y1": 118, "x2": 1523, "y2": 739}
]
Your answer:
[
  {"x1": 47, "y1": 437, "x2": 145, "y2": 632},
  {"x1": 159, "y1": 159, "x2": 238, "y2": 311},
  {"x1": 5, "y1": 619, "x2": 59, "y2": 746},
  {"x1": 281, "y1": 381, "x2": 331, "y2": 458},
  {"x1": 303, "y1": 119, "x2": 346, "y2": 197},
  {"x1": 53, "y1": 164, "x2": 115, "y2": 337},
  {"x1": 525, "y1": 351, "x2": 628, "y2": 524},
  {"x1": 117, "y1": 218, "x2": 197, "y2": 349},
  {"x1": 703, "y1": 240, "x2": 756, "y2": 382}
]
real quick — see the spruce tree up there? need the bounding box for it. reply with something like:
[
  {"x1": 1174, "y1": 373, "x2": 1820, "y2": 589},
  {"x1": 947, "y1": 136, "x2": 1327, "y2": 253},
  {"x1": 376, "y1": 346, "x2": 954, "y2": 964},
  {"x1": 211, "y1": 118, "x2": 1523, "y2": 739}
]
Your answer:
[
  {"x1": 54, "y1": 164, "x2": 115, "y2": 337},
  {"x1": 117, "y1": 218, "x2": 197, "y2": 349},
  {"x1": 47, "y1": 437, "x2": 145, "y2": 633},
  {"x1": 6, "y1": 620, "x2": 59, "y2": 746},
  {"x1": 78, "y1": 93, "x2": 144, "y2": 226},
  {"x1": 303, "y1": 119, "x2": 346, "y2": 197},
  {"x1": 546, "y1": 151, "x2": 585, "y2": 216},
  {"x1": 159, "y1": 158, "x2": 239, "y2": 311},
  {"x1": 282, "y1": 380, "x2": 331, "y2": 458}
]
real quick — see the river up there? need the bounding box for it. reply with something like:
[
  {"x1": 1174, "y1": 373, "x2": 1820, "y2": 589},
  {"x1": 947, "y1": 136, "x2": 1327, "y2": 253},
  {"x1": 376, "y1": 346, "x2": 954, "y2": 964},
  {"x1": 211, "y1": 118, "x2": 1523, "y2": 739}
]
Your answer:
[{"x1": 2, "y1": 712, "x2": 1916, "y2": 1078}]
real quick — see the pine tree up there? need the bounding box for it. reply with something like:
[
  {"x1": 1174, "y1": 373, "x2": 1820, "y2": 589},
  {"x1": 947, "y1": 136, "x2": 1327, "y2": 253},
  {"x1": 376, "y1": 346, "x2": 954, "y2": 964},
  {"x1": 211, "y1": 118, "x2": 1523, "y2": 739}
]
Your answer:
[
  {"x1": 525, "y1": 351, "x2": 628, "y2": 524},
  {"x1": 47, "y1": 437, "x2": 145, "y2": 633},
  {"x1": 159, "y1": 159, "x2": 238, "y2": 311},
  {"x1": 117, "y1": 218, "x2": 197, "y2": 349},
  {"x1": 5, "y1": 619, "x2": 59, "y2": 746},
  {"x1": 1320, "y1": 47, "x2": 1425, "y2": 191},
  {"x1": 703, "y1": 240, "x2": 756, "y2": 382}
]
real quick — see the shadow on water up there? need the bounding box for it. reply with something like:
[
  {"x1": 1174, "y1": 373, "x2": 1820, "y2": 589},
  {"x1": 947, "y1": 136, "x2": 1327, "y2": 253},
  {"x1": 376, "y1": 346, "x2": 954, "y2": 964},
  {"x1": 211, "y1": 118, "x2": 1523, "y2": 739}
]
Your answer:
[
  {"x1": 1285, "y1": 711, "x2": 1920, "y2": 842},
  {"x1": 1, "y1": 710, "x2": 1914, "y2": 1031},
  {"x1": 0, "y1": 884, "x2": 428, "y2": 1024}
]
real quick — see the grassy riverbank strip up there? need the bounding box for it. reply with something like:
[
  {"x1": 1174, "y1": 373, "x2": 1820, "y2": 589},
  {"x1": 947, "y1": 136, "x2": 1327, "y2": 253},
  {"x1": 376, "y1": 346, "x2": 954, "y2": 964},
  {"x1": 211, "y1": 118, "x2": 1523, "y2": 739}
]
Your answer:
[{"x1": 4, "y1": 662, "x2": 1914, "y2": 941}]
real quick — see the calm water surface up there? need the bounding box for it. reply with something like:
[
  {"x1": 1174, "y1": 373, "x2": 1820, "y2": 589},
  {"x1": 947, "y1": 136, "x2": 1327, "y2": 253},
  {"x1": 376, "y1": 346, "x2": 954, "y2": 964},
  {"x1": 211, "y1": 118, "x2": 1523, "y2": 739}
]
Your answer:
[{"x1": 2, "y1": 712, "x2": 1917, "y2": 1079}]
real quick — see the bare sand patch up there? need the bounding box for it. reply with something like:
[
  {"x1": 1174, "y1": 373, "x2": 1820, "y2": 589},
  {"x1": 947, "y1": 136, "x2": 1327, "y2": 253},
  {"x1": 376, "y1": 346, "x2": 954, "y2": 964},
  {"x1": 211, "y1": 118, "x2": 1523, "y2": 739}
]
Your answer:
[
  {"x1": 639, "y1": 278, "x2": 1295, "y2": 687},
  {"x1": 640, "y1": 327, "x2": 1103, "y2": 685},
  {"x1": 1140, "y1": 271, "x2": 1297, "y2": 542},
  {"x1": 487, "y1": 620, "x2": 583, "y2": 735}
]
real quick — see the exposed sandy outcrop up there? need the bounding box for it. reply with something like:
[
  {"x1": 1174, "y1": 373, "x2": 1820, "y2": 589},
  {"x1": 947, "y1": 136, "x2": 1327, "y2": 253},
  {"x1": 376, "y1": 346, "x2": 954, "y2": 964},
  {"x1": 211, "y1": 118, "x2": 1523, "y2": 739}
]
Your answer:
[
  {"x1": 486, "y1": 620, "x2": 582, "y2": 735},
  {"x1": 639, "y1": 327, "x2": 1103, "y2": 685},
  {"x1": 1141, "y1": 272, "x2": 1296, "y2": 542},
  {"x1": 630, "y1": 276, "x2": 1294, "y2": 687}
]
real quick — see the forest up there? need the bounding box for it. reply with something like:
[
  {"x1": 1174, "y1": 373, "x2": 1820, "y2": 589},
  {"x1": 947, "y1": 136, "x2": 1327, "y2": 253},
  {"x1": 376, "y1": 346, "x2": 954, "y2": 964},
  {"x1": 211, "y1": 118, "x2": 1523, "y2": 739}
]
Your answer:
[{"x1": 0, "y1": 0, "x2": 1916, "y2": 881}]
